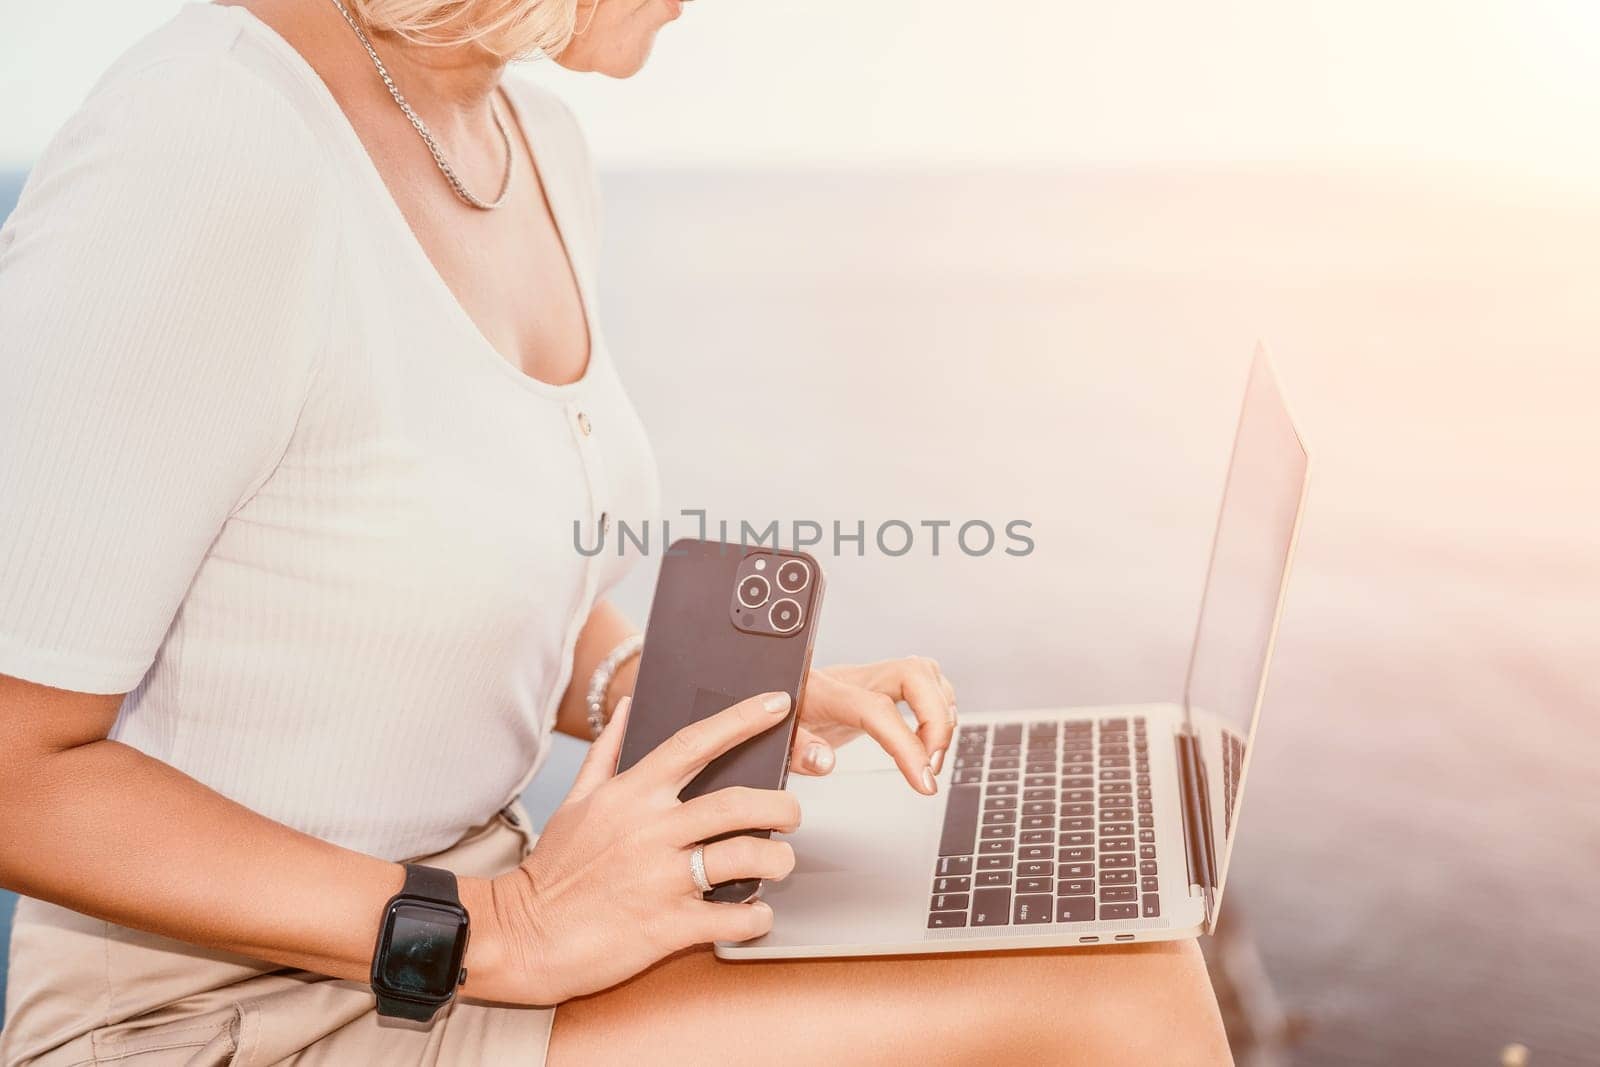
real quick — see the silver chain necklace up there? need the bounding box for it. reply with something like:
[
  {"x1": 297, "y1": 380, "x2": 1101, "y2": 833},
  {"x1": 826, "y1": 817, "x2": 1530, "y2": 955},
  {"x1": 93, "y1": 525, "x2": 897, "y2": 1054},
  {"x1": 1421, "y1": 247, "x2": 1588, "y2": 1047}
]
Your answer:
[{"x1": 327, "y1": 0, "x2": 514, "y2": 211}]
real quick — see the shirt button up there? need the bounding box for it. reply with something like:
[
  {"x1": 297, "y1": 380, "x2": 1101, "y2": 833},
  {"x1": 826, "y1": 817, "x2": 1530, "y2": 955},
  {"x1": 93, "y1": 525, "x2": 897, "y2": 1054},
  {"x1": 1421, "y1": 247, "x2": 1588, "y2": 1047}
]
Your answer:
[{"x1": 576, "y1": 411, "x2": 592, "y2": 437}]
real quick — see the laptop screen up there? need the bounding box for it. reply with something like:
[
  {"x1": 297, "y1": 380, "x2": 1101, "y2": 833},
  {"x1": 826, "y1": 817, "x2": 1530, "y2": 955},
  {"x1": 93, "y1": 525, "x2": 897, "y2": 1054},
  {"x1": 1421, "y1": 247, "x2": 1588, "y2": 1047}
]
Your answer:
[
  {"x1": 1182, "y1": 350, "x2": 1309, "y2": 915},
  {"x1": 1184, "y1": 352, "x2": 1308, "y2": 738}
]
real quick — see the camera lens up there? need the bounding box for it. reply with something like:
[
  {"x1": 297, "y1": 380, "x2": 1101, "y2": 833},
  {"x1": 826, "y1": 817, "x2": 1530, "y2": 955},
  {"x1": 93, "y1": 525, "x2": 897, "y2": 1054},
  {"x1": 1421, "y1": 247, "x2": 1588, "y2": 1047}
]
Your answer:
[
  {"x1": 737, "y1": 574, "x2": 770, "y2": 609},
  {"x1": 769, "y1": 598, "x2": 803, "y2": 633},
  {"x1": 775, "y1": 559, "x2": 809, "y2": 593}
]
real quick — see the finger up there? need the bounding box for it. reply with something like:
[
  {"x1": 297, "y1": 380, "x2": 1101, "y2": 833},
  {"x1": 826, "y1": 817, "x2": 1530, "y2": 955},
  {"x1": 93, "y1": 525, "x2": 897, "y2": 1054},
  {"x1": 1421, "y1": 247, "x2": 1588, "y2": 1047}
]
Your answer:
[
  {"x1": 787, "y1": 725, "x2": 836, "y2": 777},
  {"x1": 698, "y1": 835, "x2": 797, "y2": 889},
  {"x1": 568, "y1": 696, "x2": 632, "y2": 801},
  {"x1": 688, "y1": 899, "x2": 776, "y2": 945},
  {"x1": 852, "y1": 692, "x2": 939, "y2": 796},
  {"x1": 671, "y1": 786, "x2": 802, "y2": 845},
  {"x1": 635, "y1": 691, "x2": 791, "y2": 789},
  {"x1": 897, "y1": 660, "x2": 956, "y2": 775}
]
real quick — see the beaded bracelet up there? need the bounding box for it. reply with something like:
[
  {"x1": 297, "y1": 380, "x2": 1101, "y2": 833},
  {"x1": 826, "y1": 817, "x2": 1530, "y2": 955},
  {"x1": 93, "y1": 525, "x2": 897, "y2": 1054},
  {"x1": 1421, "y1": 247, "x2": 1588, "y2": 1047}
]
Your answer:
[{"x1": 586, "y1": 634, "x2": 644, "y2": 739}]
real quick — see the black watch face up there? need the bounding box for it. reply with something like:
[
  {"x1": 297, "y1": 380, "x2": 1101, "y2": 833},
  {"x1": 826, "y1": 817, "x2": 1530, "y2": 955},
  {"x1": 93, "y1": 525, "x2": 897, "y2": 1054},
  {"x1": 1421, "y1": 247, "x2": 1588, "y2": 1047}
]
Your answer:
[{"x1": 379, "y1": 903, "x2": 467, "y2": 997}]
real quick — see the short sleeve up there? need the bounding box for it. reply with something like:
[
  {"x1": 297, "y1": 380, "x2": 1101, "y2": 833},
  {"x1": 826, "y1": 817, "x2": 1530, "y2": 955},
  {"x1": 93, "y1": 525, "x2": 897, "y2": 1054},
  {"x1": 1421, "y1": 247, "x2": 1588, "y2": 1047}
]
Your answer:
[{"x1": 0, "y1": 55, "x2": 339, "y2": 694}]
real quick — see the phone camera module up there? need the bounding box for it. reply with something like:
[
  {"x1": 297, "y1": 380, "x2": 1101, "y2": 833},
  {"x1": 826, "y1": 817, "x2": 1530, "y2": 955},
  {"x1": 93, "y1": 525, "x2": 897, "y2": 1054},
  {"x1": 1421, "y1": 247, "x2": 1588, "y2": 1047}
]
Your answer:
[
  {"x1": 775, "y1": 559, "x2": 809, "y2": 594},
  {"x1": 769, "y1": 598, "x2": 803, "y2": 633},
  {"x1": 737, "y1": 574, "x2": 770, "y2": 609}
]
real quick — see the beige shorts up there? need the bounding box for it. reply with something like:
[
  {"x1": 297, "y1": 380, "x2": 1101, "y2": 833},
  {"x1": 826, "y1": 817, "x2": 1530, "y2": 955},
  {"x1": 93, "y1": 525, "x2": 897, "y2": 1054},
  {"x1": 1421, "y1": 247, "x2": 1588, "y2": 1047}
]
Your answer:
[{"x1": 1, "y1": 804, "x2": 552, "y2": 1066}]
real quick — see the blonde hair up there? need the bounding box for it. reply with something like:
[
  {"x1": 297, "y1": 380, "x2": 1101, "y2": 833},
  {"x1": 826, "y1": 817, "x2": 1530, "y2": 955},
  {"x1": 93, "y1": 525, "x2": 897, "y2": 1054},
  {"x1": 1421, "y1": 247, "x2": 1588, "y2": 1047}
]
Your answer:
[{"x1": 348, "y1": 0, "x2": 581, "y2": 60}]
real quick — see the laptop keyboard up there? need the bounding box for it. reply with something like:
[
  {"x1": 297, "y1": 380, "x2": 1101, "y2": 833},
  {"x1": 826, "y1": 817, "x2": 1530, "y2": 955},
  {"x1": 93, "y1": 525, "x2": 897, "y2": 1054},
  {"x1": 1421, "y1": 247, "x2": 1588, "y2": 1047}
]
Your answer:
[
  {"x1": 1222, "y1": 730, "x2": 1245, "y2": 836},
  {"x1": 927, "y1": 717, "x2": 1161, "y2": 929}
]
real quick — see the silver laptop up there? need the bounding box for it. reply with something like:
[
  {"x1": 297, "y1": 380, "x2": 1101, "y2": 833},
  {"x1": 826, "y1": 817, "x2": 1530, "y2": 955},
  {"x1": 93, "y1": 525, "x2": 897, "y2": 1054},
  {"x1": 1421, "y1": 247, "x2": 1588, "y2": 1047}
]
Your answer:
[{"x1": 718, "y1": 348, "x2": 1310, "y2": 958}]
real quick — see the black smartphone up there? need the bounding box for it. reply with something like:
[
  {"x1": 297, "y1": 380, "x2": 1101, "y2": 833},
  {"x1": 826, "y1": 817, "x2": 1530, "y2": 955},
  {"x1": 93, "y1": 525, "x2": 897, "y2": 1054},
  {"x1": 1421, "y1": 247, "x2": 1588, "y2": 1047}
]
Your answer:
[{"x1": 615, "y1": 537, "x2": 824, "y2": 903}]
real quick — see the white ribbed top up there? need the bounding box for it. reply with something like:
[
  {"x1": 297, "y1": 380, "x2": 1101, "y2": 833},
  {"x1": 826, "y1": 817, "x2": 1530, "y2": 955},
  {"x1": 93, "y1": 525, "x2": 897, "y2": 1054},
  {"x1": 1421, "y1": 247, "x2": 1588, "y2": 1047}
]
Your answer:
[{"x1": 0, "y1": 5, "x2": 658, "y2": 860}]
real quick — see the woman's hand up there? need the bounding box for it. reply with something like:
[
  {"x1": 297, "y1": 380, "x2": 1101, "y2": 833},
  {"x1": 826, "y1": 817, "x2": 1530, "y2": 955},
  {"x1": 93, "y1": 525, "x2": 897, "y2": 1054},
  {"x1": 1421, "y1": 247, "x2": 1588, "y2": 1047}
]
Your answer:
[
  {"x1": 462, "y1": 692, "x2": 801, "y2": 1006},
  {"x1": 788, "y1": 658, "x2": 958, "y2": 796}
]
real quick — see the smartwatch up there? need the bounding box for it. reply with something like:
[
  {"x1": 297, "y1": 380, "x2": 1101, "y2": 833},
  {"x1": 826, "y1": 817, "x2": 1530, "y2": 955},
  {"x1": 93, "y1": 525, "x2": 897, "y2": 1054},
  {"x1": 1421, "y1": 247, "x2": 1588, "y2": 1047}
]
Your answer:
[{"x1": 370, "y1": 864, "x2": 471, "y2": 1021}]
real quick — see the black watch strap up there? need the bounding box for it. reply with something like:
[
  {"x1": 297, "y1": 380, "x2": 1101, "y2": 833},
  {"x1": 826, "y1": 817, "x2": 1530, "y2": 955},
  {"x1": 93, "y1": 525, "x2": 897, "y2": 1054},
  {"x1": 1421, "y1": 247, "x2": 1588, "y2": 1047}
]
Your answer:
[
  {"x1": 376, "y1": 992, "x2": 446, "y2": 1022},
  {"x1": 373, "y1": 864, "x2": 467, "y2": 1022},
  {"x1": 399, "y1": 863, "x2": 461, "y2": 906}
]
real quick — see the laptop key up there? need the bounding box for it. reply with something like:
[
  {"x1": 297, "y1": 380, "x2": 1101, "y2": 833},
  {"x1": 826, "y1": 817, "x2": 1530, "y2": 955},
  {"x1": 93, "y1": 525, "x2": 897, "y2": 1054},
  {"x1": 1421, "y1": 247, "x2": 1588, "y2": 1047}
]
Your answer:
[
  {"x1": 975, "y1": 870, "x2": 1012, "y2": 887},
  {"x1": 1060, "y1": 832, "x2": 1093, "y2": 847},
  {"x1": 1024, "y1": 775, "x2": 1055, "y2": 788},
  {"x1": 979, "y1": 839, "x2": 1011, "y2": 854},
  {"x1": 1102, "y1": 870, "x2": 1135, "y2": 885},
  {"x1": 1061, "y1": 847, "x2": 1094, "y2": 862},
  {"x1": 993, "y1": 725, "x2": 1023, "y2": 745},
  {"x1": 1018, "y1": 877, "x2": 1051, "y2": 894},
  {"x1": 1018, "y1": 861, "x2": 1053, "y2": 877},
  {"x1": 953, "y1": 770, "x2": 982, "y2": 785},
  {"x1": 972, "y1": 887, "x2": 1012, "y2": 925},
  {"x1": 1142, "y1": 896, "x2": 1160, "y2": 918},
  {"x1": 1013, "y1": 894, "x2": 1053, "y2": 924},
  {"x1": 1140, "y1": 876, "x2": 1159, "y2": 893},
  {"x1": 985, "y1": 782, "x2": 1019, "y2": 797},
  {"x1": 988, "y1": 770, "x2": 1018, "y2": 783},
  {"x1": 1061, "y1": 777, "x2": 1093, "y2": 789},
  {"x1": 1021, "y1": 815, "x2": 1052, "y2": 830},
  {"x1": 1020, "y1": 830, "x2": 1052, "y2": 845},
  {"x1": 978, "y1": 855, "x2": 1012, "y2": 870},
  {"x1": 1019, "y1": 845, "x2": 1053, "y2": 862},
  {"x1": 1056, "y1": 896, "x2": 1096, "y2": 922},
  {"x1": 1059, "y1": 862, "x2": 1093, "y2": 878},
  {"x1": 1140, "y1": 845, "x2": 1157, "y2": 859},
  {"x1": 1101, "y1": 887, "x2": 1137, "y2": 903},
  {"x1": 1101, "y1": 822, "x2": 1133, "y2": 836},
  {"x1": 981, "y1": 825, "x2": 1012, "y2": 840},
  {"x1": 1101, "y1": 837, "x2": 1134, "y2": 852},
  {"x1": 931, "y1": 893, "x2": 971, "y2": 911},
  {"x1": 1062, "y1": 803, "x2": 1093, "y2": 816},
  {"x1": 937, "y1": 856, "x2": 973, "y2": 877},
  {"x1": 1023, "y1": 788, "x2": 1054, "y2": 801},
  {"x1": 1058, "y1": 878, "x2": 1094, "y2": 895},
  {"x1": 1061, "y1": 817, "x2": 1093, "y2": 830},
  {"x1": 939, "y1": 785, "x2": 981, "y2": 856},
  {"x1": 1099, "y1": 904, "x2": 1138, "y2": 920},
  {"x1": 1102, "y1": 855, "x2": 1134, "y2": 869},
  {"x1": 934, "y1": 876, "x2": 971, "y2": 893},
  {"x1": 986, "y1": 796, "x2": 1018, "y2": 811},
  {"x1": 1140, "y1": 860, "x2": 1159, "y2": 875},
  {"x1": 1022, "y1": 801, "x2": 1055, "y2": 816},
  {"x1": 983, "y1": 810, "x2": 1016, "y2": 826},
  {"x1": 928, "y1": 911, "x2": 968, "y2": 929}
]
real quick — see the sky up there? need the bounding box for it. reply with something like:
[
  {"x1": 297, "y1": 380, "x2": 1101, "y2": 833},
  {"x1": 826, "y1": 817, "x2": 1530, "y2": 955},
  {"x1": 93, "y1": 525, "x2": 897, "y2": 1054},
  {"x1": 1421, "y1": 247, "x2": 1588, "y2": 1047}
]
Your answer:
[{"x1": 3, "y1": 0, "x2": 1600, "y2": 173}]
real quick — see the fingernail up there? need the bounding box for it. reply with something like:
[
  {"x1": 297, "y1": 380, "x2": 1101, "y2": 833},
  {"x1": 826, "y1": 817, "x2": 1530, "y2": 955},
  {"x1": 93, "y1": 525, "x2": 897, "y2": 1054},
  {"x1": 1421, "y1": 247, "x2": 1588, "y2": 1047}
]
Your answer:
[
  {"x1": 921, "y1": 765, "x2": 937, "y2": 795},
  {"x1": 806, "y1": 742, "x2": 834, "y2": 772},
  {"x1": 763, "y1": 692, "x2": 791, "y2": 715},
  {"x1": 930, "y1": 747, "x2": 945, "y2": 775}
]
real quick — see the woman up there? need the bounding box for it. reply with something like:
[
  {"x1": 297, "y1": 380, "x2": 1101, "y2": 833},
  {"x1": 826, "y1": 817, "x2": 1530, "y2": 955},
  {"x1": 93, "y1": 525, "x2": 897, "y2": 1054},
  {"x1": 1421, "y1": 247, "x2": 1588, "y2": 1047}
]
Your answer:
[{"x1": 0, "y1": 0, "x2": 1229, "y2": 1063}]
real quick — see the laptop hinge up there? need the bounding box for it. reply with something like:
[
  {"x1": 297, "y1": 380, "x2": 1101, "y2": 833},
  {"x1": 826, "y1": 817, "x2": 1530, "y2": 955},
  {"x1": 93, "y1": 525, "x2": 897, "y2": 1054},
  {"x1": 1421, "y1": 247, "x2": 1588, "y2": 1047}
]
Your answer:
[{"x1": 1175, "y1": 729, "x2": 1217, "y2": 921}]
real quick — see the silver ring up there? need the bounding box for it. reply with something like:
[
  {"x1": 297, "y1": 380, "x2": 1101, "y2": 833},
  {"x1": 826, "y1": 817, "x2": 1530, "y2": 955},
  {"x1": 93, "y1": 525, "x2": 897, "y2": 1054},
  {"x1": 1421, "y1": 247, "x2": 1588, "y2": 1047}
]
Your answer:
[{"x1": 689, "y1": 844, "x2": 713, "y2": 894}]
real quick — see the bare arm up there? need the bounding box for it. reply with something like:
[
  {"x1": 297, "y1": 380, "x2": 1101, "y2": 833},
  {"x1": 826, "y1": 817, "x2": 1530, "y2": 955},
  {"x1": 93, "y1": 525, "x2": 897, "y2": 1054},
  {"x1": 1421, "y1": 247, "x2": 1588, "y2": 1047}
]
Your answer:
[
  {"x1": 0, "y1": 673, "x2": 440, "y2": 983},
  {"x1": 552, "y1": 599, "x2": 640, "y2": 741},
  {"x1": 0, "y1": 672, "x2": 795, "y2": 1006}
]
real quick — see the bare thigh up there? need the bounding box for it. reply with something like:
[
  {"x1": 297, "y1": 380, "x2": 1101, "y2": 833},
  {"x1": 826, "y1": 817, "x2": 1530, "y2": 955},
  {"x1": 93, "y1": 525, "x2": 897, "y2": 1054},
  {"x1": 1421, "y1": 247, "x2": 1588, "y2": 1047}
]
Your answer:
[{"x1": 548, "y1": 939, "x2": 1231, "y2": 1067}]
